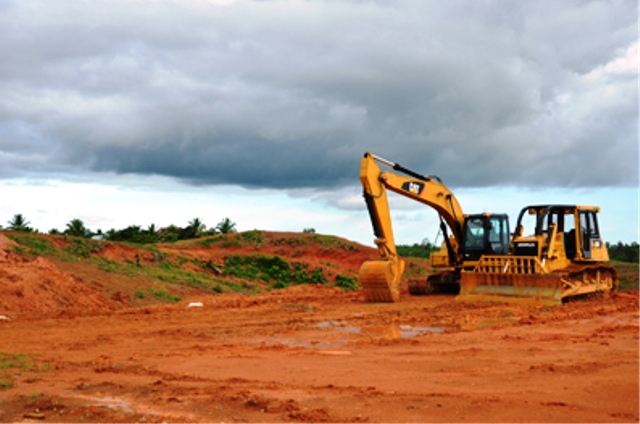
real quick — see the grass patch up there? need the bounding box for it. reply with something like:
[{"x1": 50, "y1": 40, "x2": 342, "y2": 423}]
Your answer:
[
  {"x1": 149, "y1": 287, "x2": 181, "y2": 303},
  {"x1": 334, "y1": 274, "x2": 359, "y2": 291},
  {"x1": 240, "y1": 230, "x2": 264, "y2": 247},
  {"x1": 64, "y1": 237, "x2": 102, "y2": 259},
  {"x1": 6, "y1": 235, "x2": 56, "y2": 256},
  {"x1": 224, "y1": 254, "x2": 329, "y2": 287},
  {"x1": 0, "y1": 352, "x2": 49, "y2": 390},
  {"x1": 198, "y1": 235, "x2": 225, "y2": 247},
  {"x1": 611, "y1": 261, "x2": 639, "y2": 291},
  {"x1": 311, "y1": 234, "x2": 358, "y2": 251}
]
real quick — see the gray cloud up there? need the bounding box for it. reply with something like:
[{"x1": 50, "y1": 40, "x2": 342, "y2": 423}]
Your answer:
[{"x1": 0, "y1": 0, "x2": 637, "y2": 191}]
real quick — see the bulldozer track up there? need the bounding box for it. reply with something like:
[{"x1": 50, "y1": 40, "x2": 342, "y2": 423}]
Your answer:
[{"x1": 560, "y1": 264, "x2": 619, "y2": 298}]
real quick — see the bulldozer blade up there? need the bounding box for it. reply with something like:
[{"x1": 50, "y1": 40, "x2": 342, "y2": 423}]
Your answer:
[
  {"x1": 457, "y1": 272, "x2": 563, "y2": 306},
  {"x1": 358, "y1": 260, "x2": 402, "y2": 302}
]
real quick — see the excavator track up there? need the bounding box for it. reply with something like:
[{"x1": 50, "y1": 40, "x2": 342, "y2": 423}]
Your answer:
[
  {"x1": 408, "y1": 271, "x2": 461, "y2": 295},
  {"x1": 358, "y1": 260, "x2": 401, "y2": 302}
]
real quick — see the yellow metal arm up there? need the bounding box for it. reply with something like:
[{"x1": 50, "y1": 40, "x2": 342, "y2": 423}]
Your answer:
[{"x1": 360, "y1": 152, "x2": 466, "y2": 265}]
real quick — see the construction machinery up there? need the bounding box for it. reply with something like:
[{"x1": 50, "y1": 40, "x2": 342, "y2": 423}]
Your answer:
[
  {"x1": 358, "y1": 152, "x2": 510, "y2": 302},
  {"x1": 459, "y1": 204, "x2": 619, "y2": 305}
]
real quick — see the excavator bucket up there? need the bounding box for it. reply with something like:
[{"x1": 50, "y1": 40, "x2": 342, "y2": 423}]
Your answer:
[
  {"x1": 358, "y1": 260, "x2": 404, "y2": 302},
  {"x1": 457, "y1": 256, "x2": 563, "y2": 306}
]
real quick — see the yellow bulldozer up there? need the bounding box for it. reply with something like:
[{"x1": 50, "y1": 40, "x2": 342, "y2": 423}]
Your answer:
[
  {"x1": 358, "y1": 152, "x2": 618, "y2": 305},
  {"x1": 358, "y1": 152, "x2": 511, "y2": 302},
  {"x1": 459, "y1": 204, "x2": 618, "y2": 305}
]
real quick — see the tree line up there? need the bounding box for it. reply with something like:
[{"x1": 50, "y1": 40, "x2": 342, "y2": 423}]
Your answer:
[
  {"x1": 3, "y1": 213, "x2": 639, "y2": 263},
  {"x1": 396, "y1": 238, "x2": 639, "y2": 264},
  {"x1": 2, "y1": 213, "x2": 236, "y2": 243},
  {"x1": 606, "y1": 241, "x2": 639, "y2": 263}
]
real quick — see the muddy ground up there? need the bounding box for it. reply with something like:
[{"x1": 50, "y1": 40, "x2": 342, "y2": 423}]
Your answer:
[{"x1": 0, "y1": 232, "x2": 638, "y2": 423}]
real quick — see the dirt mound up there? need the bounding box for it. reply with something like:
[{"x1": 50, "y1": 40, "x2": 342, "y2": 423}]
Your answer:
[{"x1": 0, "y1": 234, "x2": 114, "y2": 317}]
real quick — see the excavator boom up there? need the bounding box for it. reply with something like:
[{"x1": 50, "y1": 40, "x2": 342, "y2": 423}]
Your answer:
[{"x1": 358, "y1": 152, "x2": 487, "y2": 302}]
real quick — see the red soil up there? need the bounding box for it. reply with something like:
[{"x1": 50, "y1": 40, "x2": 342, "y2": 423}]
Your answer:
[{"x1": 0, "y1": 233, "x2": 638, "y2": 423}]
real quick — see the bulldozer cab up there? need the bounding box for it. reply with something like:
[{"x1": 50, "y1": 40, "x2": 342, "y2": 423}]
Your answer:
[
  {"x1": 461, "y1": 214, "x2": 510, "y2": 262},
  {"x1": 513, "y1": 205, "x2": 609, "y2": 263}
]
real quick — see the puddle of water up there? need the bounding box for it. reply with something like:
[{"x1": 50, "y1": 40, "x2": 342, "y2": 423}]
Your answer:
[
  {"x1": 317, "y1": 320, "x2": 348, "y2": 328},
  {"x1": 398, "y1": 325, "x2": 445, "y2": 337},
  {"x1": 265, "y1": 337, "x2": 348, "y2": 349},
  {"x1": 317, "y1": 321, "x2": 445, "y2": 339},
  {"x1": 82, "y1": 396, "x2": 168, "y2": 417},
  {"x1": 336, "y1": 327, "x2": 361, "y2": 334},
  {"x1": 82, "y1": 396, "x2": 132, "y2": 412}
]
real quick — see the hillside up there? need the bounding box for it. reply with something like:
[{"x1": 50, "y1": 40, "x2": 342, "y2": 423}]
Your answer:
[
  {"x1": 0, "y1": 230, "x2": 435, "y2": 317},
  {"x1": 2, "y1": 229, "x2": 638, "y2": 318}
]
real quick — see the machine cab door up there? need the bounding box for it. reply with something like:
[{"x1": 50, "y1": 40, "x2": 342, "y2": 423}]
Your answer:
[
  {"x1": 462, "y1": 214, "x2": 509, "y2": 261},
  {"x1": 577, "y1": 209, "x2": 608, "y2": 261}
]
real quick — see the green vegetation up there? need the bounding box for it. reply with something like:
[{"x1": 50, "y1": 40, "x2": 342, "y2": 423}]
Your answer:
[
  {"x1": 311, "y1": 234, "x2": 358, "y2": 251},
  {"x1": 0, "y1": 352, "x2": 49, "y2": 390},
  {"x1": 240, "y1": 230, "x2": 263, "y2": 247},
  {"x1": 334, "y1": 274, "x2": 359, "y2": 291},
  {"x1": 216, "y1": 217, "x2": 237, "y2": 234},
  {"x1": 397, "y1": 239, "x2": 437, "y2": 259},
  {"x1": 5, "y1": 235, "x2": 55, "y2": 256},
  {"x1": 6, "y1": 214, "x2": 33, "y2": 233},
  {"x1": 607, "y1": 242, "x2": 639, "y2": 263},
  {"x1": 106, "y1": 225, "x2": 159, "y2": 244},
  {"x1": 611, "y1": 261, "x2": 639, "y2": 291},
  {"x1": 3, "y1": 223, "x2": 364, "y2": 300},
  {"x1": 224, "y1": 254, "x2": 329, "y2": 289},
  {"x1": 149, "y1": 287, "x2": 181, "y2": 303},
  {"x1": 64, "y1": 218, "x2": 92, "y2": 238},
  {"x1": 65, "y1": 237, "x2": 102, "y2": 259}
]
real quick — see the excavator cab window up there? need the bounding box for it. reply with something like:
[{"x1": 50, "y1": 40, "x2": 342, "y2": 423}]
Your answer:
[
  {"x1": 462, "y1": 215, "x2": 509, "y2": 259},
  {"x1": 464, "y1": 218, "x2": 485, "y2": 249}
]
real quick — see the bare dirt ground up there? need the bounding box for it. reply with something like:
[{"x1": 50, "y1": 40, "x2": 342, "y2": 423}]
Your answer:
[{"x1": 0, "y1": 232, "x2": 638, "y2": 423}]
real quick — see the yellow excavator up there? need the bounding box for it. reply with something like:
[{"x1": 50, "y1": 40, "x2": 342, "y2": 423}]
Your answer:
[
  {"x1": 358, "y1": 152, "x2": 511, "y2": 302},
  {"x1": 359, "y1": 152, "x2": 619, "y2": 305},
  {"x1": 459, "y1": 204, "x2": 619, "y2": 305}
]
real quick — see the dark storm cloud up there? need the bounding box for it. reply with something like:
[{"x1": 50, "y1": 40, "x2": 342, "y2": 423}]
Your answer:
[{"x1": 0, "y1": 0, "x2": 637, "y2": 190}]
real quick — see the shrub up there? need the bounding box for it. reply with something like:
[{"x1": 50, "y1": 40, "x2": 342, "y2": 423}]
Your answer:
[{"x1": 335, "y1": 274, "x2": 359, "y2": 291}]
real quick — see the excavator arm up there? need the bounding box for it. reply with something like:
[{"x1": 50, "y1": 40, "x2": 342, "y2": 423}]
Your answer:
[{"x1": 359, "y1": 152, "x2": 467, "y2": 302}]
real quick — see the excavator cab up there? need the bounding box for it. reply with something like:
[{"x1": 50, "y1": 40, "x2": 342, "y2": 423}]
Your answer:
[{"x1": 461, "y1": 214, "x2": 510, "y2": 262}]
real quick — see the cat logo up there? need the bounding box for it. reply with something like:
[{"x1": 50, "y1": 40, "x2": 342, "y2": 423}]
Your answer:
[{"x1": 402, "y1": 181, "x2": 425, "y2": 195}]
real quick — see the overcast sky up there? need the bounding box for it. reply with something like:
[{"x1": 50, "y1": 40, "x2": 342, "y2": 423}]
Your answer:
[{"x1": 1, "y1": 0, "x2": 638, "y2": 245}]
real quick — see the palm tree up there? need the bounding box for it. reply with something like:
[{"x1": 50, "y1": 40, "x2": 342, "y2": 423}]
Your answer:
[
  {"x1": 65, "y1": 218, "x2": 90, "y2": 237},
  {"x1": 181, "y1": 218, "x2": 206, "y2": 239},
  {"x1": 216, "y1": 217, "x2": 237, "y2": 234},
  {"x1": 146, "y1": 223, "x2": 157, "y2": 236},
  {"x1": 7, "y1": 214, "x2": 32, "y2": 232}
]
